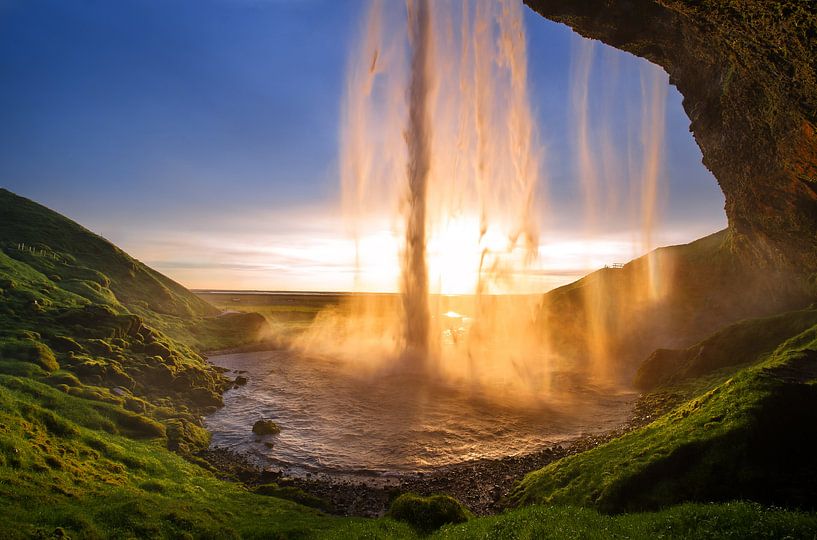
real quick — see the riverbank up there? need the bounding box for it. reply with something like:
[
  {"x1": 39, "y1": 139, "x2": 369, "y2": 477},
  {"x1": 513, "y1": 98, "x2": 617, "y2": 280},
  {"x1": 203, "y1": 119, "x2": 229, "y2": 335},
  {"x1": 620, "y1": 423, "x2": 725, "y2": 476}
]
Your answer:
[{"x1": 197, "y1": 390, "x2": 679, "y2": 517}]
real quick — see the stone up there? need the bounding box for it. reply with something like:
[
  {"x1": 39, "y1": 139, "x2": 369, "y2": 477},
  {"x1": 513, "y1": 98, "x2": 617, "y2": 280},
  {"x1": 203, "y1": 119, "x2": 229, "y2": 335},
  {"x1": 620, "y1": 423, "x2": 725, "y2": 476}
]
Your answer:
[
  {"x1": 252, "y1": 419, "x2": 281, "y2": 436},
  {"x1": 525, "y1": 0, "x2": 817, "y2": 275}
]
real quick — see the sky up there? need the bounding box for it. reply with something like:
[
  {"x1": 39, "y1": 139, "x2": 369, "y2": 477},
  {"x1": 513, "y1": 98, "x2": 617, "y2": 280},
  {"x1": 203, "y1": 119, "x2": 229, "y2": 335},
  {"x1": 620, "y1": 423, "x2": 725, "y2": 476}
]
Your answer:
[{"x1": 0, "y1": 0, "x2": 727, "y2": 292}]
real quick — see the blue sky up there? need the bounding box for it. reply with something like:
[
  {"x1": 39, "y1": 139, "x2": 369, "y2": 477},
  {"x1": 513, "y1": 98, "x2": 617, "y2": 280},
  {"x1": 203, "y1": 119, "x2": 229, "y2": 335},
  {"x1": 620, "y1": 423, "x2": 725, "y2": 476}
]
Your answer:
[{"x1": 0, "y1": 0, "x2": 726, "y2": 291}]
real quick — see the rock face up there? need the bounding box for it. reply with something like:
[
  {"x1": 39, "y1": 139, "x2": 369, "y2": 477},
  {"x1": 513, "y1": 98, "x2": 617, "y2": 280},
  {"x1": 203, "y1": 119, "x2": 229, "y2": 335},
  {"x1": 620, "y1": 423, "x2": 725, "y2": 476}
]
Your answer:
[{"x1": 525, "y1": 1, "x2": 817, "y2": 276}]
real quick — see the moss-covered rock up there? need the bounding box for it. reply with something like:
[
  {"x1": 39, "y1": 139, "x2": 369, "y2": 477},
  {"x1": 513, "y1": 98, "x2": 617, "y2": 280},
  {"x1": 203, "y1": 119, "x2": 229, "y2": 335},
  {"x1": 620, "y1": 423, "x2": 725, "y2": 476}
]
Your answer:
[
  {"x1": 0, "y1": 339, "x2": 59, "y2": 372},
  {"x1": 166, "y1": 419, "x2": 211, "y2": 455},
  {"x1": 389, "y1": 493, "x2": 471, "y2": 533},
  {"x1": 252, "y1": 420, "x2": 281, "y2": 436}
]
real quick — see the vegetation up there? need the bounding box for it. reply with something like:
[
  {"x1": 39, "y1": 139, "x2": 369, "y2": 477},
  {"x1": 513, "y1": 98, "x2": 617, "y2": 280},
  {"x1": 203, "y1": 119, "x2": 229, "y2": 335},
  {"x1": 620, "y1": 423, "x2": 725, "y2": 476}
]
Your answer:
[
  {"x1": 436, "y1": 503, "x2": 817, "y2": 539},
  {"x1": 0, "y1": 189, "x2": 269, "y2": 455},
  {"x1": 254, "y1": 484, "x2": 331, "y2": 512},
  {"x1": 510, "y1": 318, "x2": 817, "y2": 513},
  {"x1": 636, "y1": 307, "x2": 817, "y2": 389},
  {"x1": 540, "y1": 230, "x2": 813, "y2": 376},
  {"x1": 389, "y1": 493, "x2": 472, "y2": 534},
  {"x1": 1, "y1": 188, "x2": 816, "y2": 538}
]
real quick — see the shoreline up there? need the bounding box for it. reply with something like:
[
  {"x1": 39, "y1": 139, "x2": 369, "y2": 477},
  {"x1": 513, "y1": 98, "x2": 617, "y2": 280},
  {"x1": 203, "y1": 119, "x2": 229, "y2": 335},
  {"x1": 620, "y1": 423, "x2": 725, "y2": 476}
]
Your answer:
[{"x1": 197, "y1": 391, "x2": 676, "y2": 517}]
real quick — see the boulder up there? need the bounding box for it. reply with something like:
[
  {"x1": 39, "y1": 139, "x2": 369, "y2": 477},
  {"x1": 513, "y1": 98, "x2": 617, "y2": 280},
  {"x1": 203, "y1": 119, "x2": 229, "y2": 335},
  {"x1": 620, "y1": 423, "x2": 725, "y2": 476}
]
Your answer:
[{"x1": 252, "y1": 420, "x2": 281, "y2": 436}]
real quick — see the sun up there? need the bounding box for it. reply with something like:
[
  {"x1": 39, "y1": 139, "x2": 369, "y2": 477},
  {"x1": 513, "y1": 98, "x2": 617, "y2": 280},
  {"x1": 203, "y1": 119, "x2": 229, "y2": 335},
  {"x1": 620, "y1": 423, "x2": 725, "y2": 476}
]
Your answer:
[{"x1": 426, "y1": 214, "x2": 518, "y2": 295}]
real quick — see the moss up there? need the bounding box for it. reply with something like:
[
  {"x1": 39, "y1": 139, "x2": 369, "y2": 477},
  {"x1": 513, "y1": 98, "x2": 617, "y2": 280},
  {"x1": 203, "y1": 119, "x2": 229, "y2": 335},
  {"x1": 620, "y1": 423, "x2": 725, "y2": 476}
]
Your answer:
[
  {"x1": 0, "y1": 340, "x2": 59, "y2": 372},
  {"x1": 111, "y1": 410, "x2": 166, "y2": 440},
  {"x1": 253, "y1": 484, "x2": 331, "y2": 511},
  {"x1": 165, "y1": 419, "x2": 210, "y2": 454},
  {"x1": 44, "y1": 372, "x2": 82, "y2": 388},
  {"x1": 49, "y1": 336, "x2": 83, "y2": 354},
  {"x1": 389, "y1": 493, "x2": 471, "y2": 533}
]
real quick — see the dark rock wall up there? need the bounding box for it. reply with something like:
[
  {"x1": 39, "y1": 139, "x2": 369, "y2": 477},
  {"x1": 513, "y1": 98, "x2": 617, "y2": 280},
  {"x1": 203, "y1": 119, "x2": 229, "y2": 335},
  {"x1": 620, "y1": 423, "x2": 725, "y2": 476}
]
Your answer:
[{"x1": 525, "y1": 1, "x2": 817, "y2": 275}]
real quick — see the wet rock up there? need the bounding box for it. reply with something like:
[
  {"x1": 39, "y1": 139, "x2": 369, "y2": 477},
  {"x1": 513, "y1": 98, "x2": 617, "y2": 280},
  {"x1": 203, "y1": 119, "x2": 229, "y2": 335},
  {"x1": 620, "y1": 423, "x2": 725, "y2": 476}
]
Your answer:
[
  {"x1": 252, "y1": 419, "x2": 281, "y2": 436},
  {"x1": 234, "y1": 375, "x2": 248, "y2": 386}
]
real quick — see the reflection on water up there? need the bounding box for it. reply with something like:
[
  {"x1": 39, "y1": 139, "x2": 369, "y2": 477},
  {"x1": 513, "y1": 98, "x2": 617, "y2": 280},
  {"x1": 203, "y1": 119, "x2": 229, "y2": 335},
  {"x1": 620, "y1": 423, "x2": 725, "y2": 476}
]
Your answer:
[{"x1": 204, "y1": 350, "x2": 634, "y2": 475}]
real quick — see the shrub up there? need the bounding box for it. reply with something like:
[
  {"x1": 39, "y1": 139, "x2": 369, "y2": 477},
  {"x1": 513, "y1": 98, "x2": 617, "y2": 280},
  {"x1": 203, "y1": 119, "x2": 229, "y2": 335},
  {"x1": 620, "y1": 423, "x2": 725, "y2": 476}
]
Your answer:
[{"x1": 389, "y1": 493, "x2": 471, "y2": 533}]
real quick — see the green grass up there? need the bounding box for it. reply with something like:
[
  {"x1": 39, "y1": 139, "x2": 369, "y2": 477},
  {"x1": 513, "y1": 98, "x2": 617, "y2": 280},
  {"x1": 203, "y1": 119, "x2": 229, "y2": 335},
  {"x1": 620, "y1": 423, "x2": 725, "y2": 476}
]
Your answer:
[
  {"x1": 636, "y1": 307, "x2": 817, "y2": 389},
  {"x1": 434, "y1": 503, "x2": 817, "y2": 539},
  {"x1": 510, "y1": 321, "x2": 817, "y2": 513},
  {"x1": 0, "y1": 370, "x2": 812, "y2": 539}
]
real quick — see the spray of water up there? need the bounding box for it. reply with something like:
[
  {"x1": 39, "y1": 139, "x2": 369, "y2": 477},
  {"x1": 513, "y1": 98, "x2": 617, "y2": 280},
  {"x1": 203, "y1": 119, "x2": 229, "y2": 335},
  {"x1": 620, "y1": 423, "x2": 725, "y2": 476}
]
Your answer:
[
  {"x1": 563, "y1": 34, "x2": 670, "y2": 383},
  {"x1": 295, "y1": 1, "x2": 671, "y2": 398},
  {"x1": 294, "y1": 0, "x2": 551, "y2": 402}
]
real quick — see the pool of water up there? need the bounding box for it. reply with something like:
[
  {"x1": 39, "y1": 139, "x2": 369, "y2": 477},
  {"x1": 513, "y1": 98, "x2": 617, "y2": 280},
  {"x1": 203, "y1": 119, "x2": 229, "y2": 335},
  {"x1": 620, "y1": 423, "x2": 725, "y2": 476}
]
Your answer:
[{"x1": 204, "y1": 350, "x2": 634, "y2": 476}]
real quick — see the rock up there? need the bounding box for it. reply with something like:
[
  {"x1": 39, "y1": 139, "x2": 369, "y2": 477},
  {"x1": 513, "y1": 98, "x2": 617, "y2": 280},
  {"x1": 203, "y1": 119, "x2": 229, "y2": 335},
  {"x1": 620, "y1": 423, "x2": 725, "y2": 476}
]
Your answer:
[
  {"x1": 252, "y1": 419, "x2": 281, "y2": 436},
  {"x1": 234, "y1": 375, "x2": 248, "y2": 386},
  {"x1": 525, "y1": 0, "x2": 817, "y2": 275},
  {"x1": 389, "y1": 493, "x2": 471, "y2": 533}
]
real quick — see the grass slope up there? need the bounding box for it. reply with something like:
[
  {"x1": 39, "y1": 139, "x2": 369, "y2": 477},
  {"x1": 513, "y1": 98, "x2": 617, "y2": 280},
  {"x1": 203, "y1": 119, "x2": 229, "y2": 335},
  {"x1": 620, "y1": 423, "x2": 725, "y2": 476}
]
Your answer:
[
  {"x1": 539, "y1": 230, "x2": 814, "y2": 378},
  {"x1": 511, "y1": 312, "x2": 817, "y2": 513},
  {"x1": 0, "y1": 189, "x2": 271, "y2": 453},
  {"x1": 0, "y1": 189, "x2": 213, "y2": 320},
  {"x1": 636, "y1": 307, "x2": 817, "y2": 389},
  {"x1": 0, "y1": 369, "x2": 814, "y2": 539}
]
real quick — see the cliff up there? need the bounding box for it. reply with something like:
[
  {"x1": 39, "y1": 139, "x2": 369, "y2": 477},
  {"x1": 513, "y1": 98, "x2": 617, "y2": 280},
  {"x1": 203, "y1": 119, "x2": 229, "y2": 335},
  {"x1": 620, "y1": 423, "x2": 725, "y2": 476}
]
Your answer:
[{"x1": 525, "y1": 0, "x2": 817, "y2": 276}]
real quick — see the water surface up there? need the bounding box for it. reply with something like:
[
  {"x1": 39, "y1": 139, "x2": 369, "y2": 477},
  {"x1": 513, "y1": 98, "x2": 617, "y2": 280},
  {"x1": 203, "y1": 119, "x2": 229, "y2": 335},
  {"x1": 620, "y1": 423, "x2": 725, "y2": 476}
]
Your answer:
[{"x1": 205, "y1": 350, "x2": 634, "y2": 476}]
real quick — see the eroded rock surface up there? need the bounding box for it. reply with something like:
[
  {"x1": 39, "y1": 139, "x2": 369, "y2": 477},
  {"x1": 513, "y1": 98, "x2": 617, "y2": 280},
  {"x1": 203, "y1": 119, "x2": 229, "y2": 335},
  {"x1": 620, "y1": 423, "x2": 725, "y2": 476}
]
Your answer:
[{"x1": 525, "y1": 1, "x2": 817, "y2": 275}]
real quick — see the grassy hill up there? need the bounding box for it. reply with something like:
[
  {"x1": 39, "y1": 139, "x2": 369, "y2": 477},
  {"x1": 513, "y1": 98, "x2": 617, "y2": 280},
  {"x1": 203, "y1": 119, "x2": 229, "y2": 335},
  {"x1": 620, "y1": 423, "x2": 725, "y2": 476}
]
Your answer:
[
  {"x1": 511, "y1": 309, "x2": 817, "y2": 513},
  {"x1": 539, "y1": 230, "x2": 814, "y2": 381},
  {"x1": 0, "y1": 189, "x2": 214, "y2": 320},
  {"x1": 0, "y1": 189, "x2": 268, "y2": 452},
  {"x1": 0, "y1": 188, "x2": 815, "y2": 538}
]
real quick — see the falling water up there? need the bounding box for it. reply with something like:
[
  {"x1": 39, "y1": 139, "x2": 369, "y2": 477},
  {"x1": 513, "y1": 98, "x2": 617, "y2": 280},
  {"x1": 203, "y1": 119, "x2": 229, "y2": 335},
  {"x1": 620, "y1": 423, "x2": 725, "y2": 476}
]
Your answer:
[
  {"x1": 297, "y1": 1, "x2": 670, "y2": 395},
  {"x1": 295, "y1": 0, "x2": 548, "y2": 401},
  {"x1": 639, "y1": 65, "x2": 669, "y2": 301},
  {"x1": 566, "y1": 34, "x2": 670, "y2": 382},
  {"x1": 402, "y1": 0, "x2": 433, "y2": 363},
  {"x1": 207, "y1": 0, "x2": 681, "y2": 477}
]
